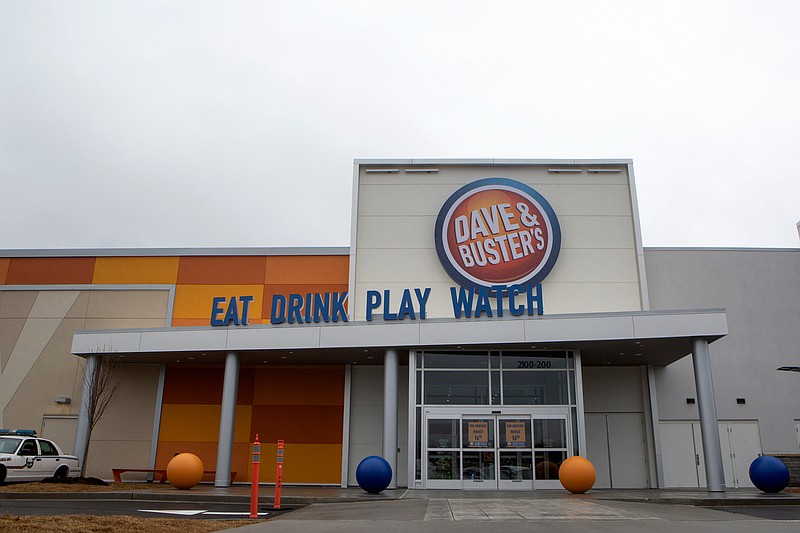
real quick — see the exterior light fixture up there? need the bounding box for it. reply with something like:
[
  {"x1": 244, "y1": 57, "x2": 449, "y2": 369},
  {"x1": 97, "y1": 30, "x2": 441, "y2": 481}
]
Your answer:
[
  {"x1": 54, "y1": 397, "x2": 71, "y2": 405},
  {"x1": 686, "y1": 398, "x2": 695, "y2": 405},
  {"x1": 777, "y1": 366, "x2": 800, "y2": 372},
  {"x1": 736, "y1": 398, "x2": 746, "y2": 405}
]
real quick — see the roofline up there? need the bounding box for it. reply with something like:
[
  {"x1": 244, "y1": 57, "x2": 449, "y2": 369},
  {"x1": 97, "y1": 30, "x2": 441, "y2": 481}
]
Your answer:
[
  {"x1": 353, "y1": 158, "x2": 634, "y2": 165},
  {"x1": 0, "y1": 247, "x2": 350, "y2": 258}
]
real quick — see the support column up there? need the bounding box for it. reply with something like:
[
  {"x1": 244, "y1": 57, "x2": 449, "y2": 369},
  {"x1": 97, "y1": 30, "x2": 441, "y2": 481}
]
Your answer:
[
  {"x1": 383, "y1": 349, "x2": 398, "y2": 489},
  {"x1": 73, "y1": 354, "x2": 99, "y2": 472},
  {"x1": 691, "y1": 338, "x2": 726, "y2": 492},
  {"x1": 215, "y1": 352, "x2": 240, "y2": 487}
]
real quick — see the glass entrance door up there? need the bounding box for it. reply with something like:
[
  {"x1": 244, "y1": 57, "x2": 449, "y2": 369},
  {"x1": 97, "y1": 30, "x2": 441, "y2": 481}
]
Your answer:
[{"x1": 424, "y1": 410, "x2": 571, "y2": 490}]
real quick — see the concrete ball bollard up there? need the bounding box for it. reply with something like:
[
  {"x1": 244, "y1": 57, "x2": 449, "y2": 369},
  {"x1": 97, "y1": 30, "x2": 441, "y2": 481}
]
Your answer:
[
  {"x1": 166, "y1": 453, "x2": 204, "y2": 490},
  {"x1": 749, "y1": 456, "x2": 790, "y2": 493},
  {"x1": 558, "y1": 456, "x2": 596, "y2": 494}
]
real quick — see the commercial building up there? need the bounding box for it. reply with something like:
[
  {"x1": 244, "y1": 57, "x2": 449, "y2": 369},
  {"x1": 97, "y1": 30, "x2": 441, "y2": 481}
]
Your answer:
[{"x1": 1, "y1": 160, "x2": 798, "y2": 491}]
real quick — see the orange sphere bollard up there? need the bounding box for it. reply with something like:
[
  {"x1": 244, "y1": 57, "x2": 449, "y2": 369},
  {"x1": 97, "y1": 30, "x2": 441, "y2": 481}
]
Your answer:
[
  {"x1": 166, "y1": 453, "x2": 204, "y2": 490},
  {"x1": 558, "y1": 456, "x2": 596, "y2": 494}
]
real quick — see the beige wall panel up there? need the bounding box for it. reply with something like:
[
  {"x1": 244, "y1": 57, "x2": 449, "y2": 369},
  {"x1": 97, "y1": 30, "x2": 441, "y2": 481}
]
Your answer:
[
  {"x1": 28, "y1": 291, "x2": 81, "y2": 319},
  {"x1": 85, "y1": 439, "x2": 152, "y2": 480},
  {"x1": 0, "y1": 319, "x2": 26, "y2": 372},
  {"x1": 553, "y1": 184, "x2": 633, "y2": 216},
  {"x1": 83, "y1": 318, "x2": 168, "y2": 331},
  {"x1": 358, "y1": 184, "x2": 460, "y2": 216},
  {"x1": 89, "y1": 364, "x2": 161, "y2": 441},
  {"x1": 583, "y1": 366, "x2": 645, "y2": 413},
  {"x1": 0, "y1": 291, "x2": 38, "y2": 318},
  {"x1": 541, "y1": 282, "x2": 642, "y2": 314},
  {"x1": 558, "y1": 216, "x2": 636, "y2": 249},
  {"x1": 355, "y1": 249, "x2": 446, "y2": 283},
  {"x1": 86, "y1": 290, "x2": 170, "y2": 319},
  {"x1": 544, "y1": 249, "x2": 639, "y2": 284},
  {"x1": 41, "y1": 416, "x2": 78, "y2": 454},
  {"x1": 356, "y1": 216, "x2": 437, "y2": 249},
  {"x1": 65, "y1": 292, "x2": 90, "y2": 318},
  {"x1": 3, "y1": 318, "x2": 84, "y2": 429}
]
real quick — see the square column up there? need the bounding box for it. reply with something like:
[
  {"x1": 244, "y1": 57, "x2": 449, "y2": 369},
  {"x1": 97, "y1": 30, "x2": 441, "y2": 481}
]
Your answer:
[{"x1": 383, "y1": 348, "x2": 398, "y2": 489}]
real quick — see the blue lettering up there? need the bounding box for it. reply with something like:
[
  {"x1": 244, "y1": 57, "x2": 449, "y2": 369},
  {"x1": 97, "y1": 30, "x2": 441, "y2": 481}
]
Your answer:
[
  {"x1": 383, "y1": 290, "x2": 398, "y2": 320},
  {"x1": 270, "y1": 295, "x2": 286, "y2": 324},
  {"x1": 331, "y1": 292, "x2": 348, "y2": 322},
  {"x1": 491, "y1": 285, "x2": 506, "y2": 317},
  {"x1": 397, "y1": 288, "x2": 416, "y2": 320},
  {"x1": 313, "y1": 292, "x2": 330, "y2": 323},
  {"x1": 508, "y1": 284, "x2": 525, "y2": 316},
  {"x1": 223, "y1": 297, "x2": 240, "y2": 325},
  {"x1": 288, "y1": 293, "x2": 303, "y2": 324},
  {"x1": 527, "y1": 283, "x2": 543, "y2": 315},
  {"x1": 239, "y1": 296, "x2": 253, "y2": 325},
  {"x1": 210, "y1": 297, "x2": 226, "y2": 326},
  {"x1": 415, "y1": 288, "x2": 431, "y2": 319},
  {"x1": 474, "y1": 286, "x2": 493, "y2": 318},
  {"x1": 450, "y1": 286, "x2": 474, "y2": 318},
  {"x1": 366, "y1": 290, "x2": 381, "y2": 321}
]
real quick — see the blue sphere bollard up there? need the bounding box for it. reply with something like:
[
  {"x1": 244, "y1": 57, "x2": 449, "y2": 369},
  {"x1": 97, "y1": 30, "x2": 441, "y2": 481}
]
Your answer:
[
  {"x1": 749, "y1": 456, "x2": 790, "y2": 493},
  {"x1": 356, "y1": 456, "x2": 392, "y2": 494}
]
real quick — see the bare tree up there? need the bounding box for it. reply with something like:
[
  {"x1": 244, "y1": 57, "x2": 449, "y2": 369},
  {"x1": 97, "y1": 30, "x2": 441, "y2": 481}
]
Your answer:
[{"x1": 78, "y1": 348, "x2": 121, "y2": 477}]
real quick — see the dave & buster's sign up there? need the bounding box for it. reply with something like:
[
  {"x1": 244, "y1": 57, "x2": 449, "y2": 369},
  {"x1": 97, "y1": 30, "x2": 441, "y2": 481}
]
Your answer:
[
  {"x1": 434, "y1": 178, "x2": 561, "y2": 291},
  {"x1": 210, "y1": 178, "x2": 561, "y2": 326}
]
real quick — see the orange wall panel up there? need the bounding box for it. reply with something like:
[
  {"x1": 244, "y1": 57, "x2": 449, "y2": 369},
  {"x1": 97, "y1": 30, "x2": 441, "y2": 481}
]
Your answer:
[
  {"x1": 163, "y1": 366, "x2": 255, "y2": 404},
  {"x1": 92, "y1": 257, "x2": 179, "y2": 284},
  {"x1": 253, "y1": 367, "x2": 344, "y2": 406},
  {"x1": 5, "y1": 257, "x2": 95, "y2": 284},
  {"x1": 0, "y1": 258, "x2": 9, "y2": 284},
  {"x1": 173, "y1": 284, "x2": 264, "y2": 322},
  {"x1": 250, "y1": 405, "x2": 343, "y2": 444},
  {"x1": 159, "y1": 404, "x2": 252, "y2": 442},
  {"x1": 265, "y1": 255, "x2": 349, "y2": 284},
  {"x1": 177, "y1": 256, "x2": 267, "y2": 285}
]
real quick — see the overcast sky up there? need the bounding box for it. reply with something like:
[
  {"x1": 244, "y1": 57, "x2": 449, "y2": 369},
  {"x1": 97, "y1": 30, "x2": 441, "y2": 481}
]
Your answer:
[{"x1": 1, "y1": 1, "x2": 798, "y2": 250}]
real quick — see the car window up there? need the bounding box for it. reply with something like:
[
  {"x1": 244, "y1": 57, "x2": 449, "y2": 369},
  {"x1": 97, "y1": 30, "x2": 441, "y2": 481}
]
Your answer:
[
  {"x1": 0, "y1": 437, "x2": 22, "y2": 454},
  {"x1": 38, "y1": 440, "x2": 59, "y2": 456},
  {"x1": 19, "y1": 439, "x2": 39, "y2": 456}
]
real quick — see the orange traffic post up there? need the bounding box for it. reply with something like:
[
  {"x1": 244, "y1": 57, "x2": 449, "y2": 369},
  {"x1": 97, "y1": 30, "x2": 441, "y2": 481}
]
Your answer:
[
  {"x1": 274, "y1": 439, "x2": 284, "y2": 510},
  {"x1": 249, "y1": 434, "x2": 260, "y2": 519}
]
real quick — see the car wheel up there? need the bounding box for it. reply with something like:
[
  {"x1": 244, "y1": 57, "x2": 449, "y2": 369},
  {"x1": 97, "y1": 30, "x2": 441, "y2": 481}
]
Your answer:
[
  {"x1": 0, "y1": 465, "x2": 6, "y2": 484},
  {"x1": 54, "y1": 466, "x2": 69, "y2": 481}
]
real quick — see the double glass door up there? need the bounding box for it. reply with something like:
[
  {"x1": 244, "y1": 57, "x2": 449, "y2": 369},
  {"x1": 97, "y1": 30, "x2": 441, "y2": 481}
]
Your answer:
[{"x1": 425, "y1": 410, "x2": 570, "y2": 490}]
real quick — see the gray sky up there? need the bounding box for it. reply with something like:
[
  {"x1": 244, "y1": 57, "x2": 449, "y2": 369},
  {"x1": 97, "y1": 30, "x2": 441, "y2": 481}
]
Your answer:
[{"x1": 1, "y1": 1, "x2": 798, "y2": 250}]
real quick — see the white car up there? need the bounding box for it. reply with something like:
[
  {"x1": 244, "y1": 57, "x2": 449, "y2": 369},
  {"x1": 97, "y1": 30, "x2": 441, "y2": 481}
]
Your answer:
[{"x1": 0, "y1": 430, "x2": 80, "y2": 483}]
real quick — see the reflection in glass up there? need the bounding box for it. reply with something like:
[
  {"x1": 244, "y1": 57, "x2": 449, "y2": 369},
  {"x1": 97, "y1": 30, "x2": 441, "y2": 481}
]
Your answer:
[
  {"x1": 428, "y1": 451, "x2": 461, "y2": 480},
  {"x1": 463, "y1": 451, "x2": 496, "y2": 481},
  {"x1": 424, "y1": 371, "x2": 490, "y2": 405},
  {"x1": 427, "y1": 419, "x2": 460, "y2": 448},
  {"x1": 503, "y1": 371, "x2": 568, "y2": 405},
  {"x1": 499, "y1": 452, "x2": 533, "y2": 480},
  {"x1": 533, "y1": 419, "x2": 566, "y2": 448},
  {"x1": 535, "y1": 451, "x2": 567, "y2": 480},
  {"x1": 424, "y1": 352, "x2": 488, "y2": 369}
]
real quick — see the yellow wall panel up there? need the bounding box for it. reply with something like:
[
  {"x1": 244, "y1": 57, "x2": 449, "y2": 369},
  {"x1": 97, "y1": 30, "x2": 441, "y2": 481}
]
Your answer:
[
  {"x1": 92, "y1": 257, "x2": 180, "y2": 284},
  {"x1": 234, "y1": 405, "x2": 253, "y2": 443},
  {"x1": 254, "y1": 443, "x2": 342, "y2": 484},
  {"x1": 173, "y1": 284, "x2": 263, "y2": 320},
  {"x1": 159, "y1": 404, "x2": 221, "y2": 441}
]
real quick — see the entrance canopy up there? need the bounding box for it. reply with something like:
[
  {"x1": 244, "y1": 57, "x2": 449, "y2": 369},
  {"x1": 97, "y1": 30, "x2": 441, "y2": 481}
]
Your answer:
[{"x1": 72, "y1": 308, "x2": 727, "y2": 366}]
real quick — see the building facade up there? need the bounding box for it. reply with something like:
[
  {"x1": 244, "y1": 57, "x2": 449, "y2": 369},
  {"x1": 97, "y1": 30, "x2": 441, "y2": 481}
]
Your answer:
[{"x1": 1, "y1": 160, "x2": 798, "y2": 490}]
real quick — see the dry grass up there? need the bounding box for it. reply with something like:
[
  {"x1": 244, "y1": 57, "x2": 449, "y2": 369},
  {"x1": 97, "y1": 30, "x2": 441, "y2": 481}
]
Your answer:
[
  {"x1": 0, "y1": 482, "x2": 266, "y2": 531},
  {"x1": 0, "y1": 514, "x2": 260, "y2": 532},
  {"x1": 0, "y1": 481, "x2": 154, "y2": 493}
]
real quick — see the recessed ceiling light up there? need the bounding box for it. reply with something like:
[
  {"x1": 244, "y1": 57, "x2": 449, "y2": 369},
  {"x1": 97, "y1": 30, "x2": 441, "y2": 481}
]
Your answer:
[
  {"x1": 187, "y1": 357, "x2": 195, "y2": 360},
  {"x1": 280, "y1": 356, "x2": 288, "y2": 359},
  {"x1": 366, "y1": 356, "x2": 374, "y2": 360}
]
